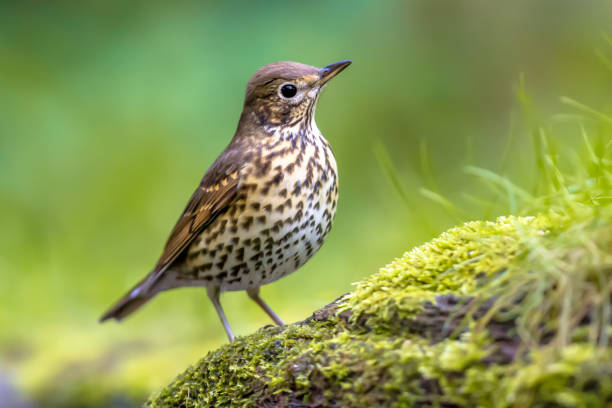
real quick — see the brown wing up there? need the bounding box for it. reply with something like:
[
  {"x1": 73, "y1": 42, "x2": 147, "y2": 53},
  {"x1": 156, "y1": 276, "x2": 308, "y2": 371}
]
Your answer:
[{"x1": 148, "y1": 146, "x2": 246, "y2": 284}]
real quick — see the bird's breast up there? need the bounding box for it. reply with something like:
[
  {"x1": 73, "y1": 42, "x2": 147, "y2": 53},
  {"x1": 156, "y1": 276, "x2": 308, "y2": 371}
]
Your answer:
[{"x1": 183, "y1": 132, "x2": 338, "y2": 291}]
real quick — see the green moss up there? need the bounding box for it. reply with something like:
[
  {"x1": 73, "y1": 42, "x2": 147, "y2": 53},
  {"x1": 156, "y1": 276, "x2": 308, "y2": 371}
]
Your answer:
[
  {"x1": 343, "y1": 214, "x2": 557, "y2": 332},
  {"x1": 148, "y1": 206, "x2": 612, "y2": 407}
]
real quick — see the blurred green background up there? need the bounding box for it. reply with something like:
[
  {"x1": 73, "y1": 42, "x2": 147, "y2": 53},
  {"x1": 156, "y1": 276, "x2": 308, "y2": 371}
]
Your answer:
[{"x1": 1, "y1": 0, "x2": 611, "y2": 406}]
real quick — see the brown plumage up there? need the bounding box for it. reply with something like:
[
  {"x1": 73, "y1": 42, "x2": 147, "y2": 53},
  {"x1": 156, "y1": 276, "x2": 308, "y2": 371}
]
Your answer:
[{"x1": 100, "y1": 60, "x2": 351, "y2": 341}]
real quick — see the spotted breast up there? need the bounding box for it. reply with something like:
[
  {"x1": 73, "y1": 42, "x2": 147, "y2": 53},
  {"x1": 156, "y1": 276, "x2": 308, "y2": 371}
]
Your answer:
[{"x1": 181, "y1": 126, "x2": 338, "y2": 291}]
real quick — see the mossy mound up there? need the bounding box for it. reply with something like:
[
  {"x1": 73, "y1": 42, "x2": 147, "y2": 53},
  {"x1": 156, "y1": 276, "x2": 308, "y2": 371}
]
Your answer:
[{"x1": 147, "y1": 205, "x2": 612, "y2": 407}]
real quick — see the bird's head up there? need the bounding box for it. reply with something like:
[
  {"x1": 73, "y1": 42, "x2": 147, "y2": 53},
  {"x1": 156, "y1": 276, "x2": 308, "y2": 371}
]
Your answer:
[{"x1": 240, "y1": 60, "x2": 351, "y2": 131}]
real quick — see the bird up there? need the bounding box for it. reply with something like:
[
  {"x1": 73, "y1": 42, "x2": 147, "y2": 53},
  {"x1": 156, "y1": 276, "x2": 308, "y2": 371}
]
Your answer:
[{"x1": 100, "y1": 60, "x2": 352, "y2": 342}]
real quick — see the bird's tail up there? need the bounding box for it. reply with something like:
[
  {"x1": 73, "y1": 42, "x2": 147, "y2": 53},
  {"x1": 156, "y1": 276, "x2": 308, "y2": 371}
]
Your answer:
[{"x1": 99, "y1": 278, "x2": 155, "y2": 322}]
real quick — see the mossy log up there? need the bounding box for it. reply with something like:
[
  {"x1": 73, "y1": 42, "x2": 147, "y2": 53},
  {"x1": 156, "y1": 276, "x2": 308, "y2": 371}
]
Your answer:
[{"x1": 147, "y1": 209, "x2": 612, "y2": 407}]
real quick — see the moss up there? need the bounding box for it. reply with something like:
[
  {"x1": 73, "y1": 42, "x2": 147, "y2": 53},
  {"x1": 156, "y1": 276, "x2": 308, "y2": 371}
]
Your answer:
[{"x1": 148, "y1": 205, "x2": 612, "y2": 408}]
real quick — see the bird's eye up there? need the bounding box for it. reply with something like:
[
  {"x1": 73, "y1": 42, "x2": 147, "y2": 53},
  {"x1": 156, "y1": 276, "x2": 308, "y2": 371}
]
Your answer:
[{"x1": 280, "y1": 84, "x2": 297, "y2": 98}]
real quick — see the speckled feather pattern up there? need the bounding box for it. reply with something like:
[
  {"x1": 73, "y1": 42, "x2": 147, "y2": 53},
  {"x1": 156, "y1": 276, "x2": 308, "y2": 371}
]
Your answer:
[{"x1": 178, "y1": 122, "x2": 338, "y2": 291}]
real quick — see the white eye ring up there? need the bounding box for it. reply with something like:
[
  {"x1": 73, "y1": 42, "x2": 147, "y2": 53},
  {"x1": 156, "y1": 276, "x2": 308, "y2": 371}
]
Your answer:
[{"x1": 279, "y1": 83, "x2": 298, "y2": 99}]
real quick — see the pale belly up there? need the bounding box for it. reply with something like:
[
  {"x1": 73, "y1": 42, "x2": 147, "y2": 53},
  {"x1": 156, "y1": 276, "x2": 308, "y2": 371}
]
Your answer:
[{"x1": 180, "y1": 138, "x2": 338, "y2": 291}]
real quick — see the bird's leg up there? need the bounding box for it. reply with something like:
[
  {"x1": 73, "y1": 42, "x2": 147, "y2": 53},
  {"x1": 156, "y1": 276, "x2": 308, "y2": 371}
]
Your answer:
[
  {"x1": 207, "y1": 286, "x2": 235, "y2": 342},
  {"x1": 246, "y1": 287, "x2": 285, "y2": 326}
]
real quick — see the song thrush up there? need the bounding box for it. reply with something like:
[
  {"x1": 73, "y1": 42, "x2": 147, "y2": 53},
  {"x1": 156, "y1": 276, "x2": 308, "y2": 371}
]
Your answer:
[{"x1": 100, "y1": 60, "x2": 352, "y2": 341}]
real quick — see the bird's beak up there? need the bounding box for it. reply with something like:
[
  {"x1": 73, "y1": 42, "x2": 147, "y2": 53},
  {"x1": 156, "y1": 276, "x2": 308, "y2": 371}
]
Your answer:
[{"x1": 318, "y1": 60, "x2": 352, "y2": 86}]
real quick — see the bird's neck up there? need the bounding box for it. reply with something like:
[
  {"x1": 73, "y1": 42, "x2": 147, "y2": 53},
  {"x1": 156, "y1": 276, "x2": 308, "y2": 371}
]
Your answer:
[{"x1": 236, "y1": 108, "x2": 320, "y2": 144}]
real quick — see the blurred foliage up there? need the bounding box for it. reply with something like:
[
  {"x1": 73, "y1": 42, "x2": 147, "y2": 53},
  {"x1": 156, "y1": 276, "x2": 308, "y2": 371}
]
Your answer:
[{"x1": 0, "y1": 0, "x2": 611, "y2": 406}]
